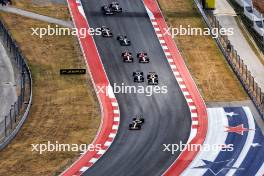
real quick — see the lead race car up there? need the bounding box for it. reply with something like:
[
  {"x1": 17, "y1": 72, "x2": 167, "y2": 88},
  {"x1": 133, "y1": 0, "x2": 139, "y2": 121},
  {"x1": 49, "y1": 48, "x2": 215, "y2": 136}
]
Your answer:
[
  {"x1": 102, "y1": 1, "x2": 122, "y2": 15},
  {"x1": 122, "y1": 51, "x2": 134, "y2": 62},
  {"x1": 117, "y1": 35, "x2": 131, "y2": 46}
]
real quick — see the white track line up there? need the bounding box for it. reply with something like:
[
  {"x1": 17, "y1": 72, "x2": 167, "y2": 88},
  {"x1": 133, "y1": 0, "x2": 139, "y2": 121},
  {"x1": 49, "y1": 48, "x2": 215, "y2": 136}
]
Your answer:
[
  {"x1": 182, "y1": 108, "x2": 229, "y2": 176},
  {"x1": 226, "y1": 107, "x2": 256, "y2": 176}
]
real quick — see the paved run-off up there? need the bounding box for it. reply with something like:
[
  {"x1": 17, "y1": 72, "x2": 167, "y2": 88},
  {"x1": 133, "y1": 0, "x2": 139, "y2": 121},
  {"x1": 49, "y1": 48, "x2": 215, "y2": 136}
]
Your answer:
[{"x1": 0, "y1": 37, "x2": 18, "y2": 139}]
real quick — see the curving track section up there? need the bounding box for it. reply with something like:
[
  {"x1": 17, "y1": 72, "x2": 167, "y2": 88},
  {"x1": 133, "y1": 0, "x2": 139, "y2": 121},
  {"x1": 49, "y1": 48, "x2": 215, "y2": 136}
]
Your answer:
[
  {"x1": 64, "y1": 0, "x2": 208, "y2": 175},
  {"x1": 80, "y1": 0, "x2": 191, "y2": 175},
  {"x1": 143, "y1": 1, "x2": 208, "y2": 174}
]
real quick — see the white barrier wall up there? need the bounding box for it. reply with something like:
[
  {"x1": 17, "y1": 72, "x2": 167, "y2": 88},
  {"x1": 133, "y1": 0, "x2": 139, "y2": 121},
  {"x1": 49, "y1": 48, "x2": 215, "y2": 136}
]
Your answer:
[
  {"x1": 234, "y1": 0, "x2": 264, "y2": 37},
  {"x1": 235, "y1": 0, "x2": 244, "y2": 6}
]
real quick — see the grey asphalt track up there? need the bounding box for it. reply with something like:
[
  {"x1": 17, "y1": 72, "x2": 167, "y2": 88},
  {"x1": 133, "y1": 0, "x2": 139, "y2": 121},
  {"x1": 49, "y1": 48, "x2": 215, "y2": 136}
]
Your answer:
[
  {"x1": 81, "y1": 0, "x2": 191, "y2": 175},
  {"x1": 0, "y1": 41, "x2": 17, "y2": 138}
]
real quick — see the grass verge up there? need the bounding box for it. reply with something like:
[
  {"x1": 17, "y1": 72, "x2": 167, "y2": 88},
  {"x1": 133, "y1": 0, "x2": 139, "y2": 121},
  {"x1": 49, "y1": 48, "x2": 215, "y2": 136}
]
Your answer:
[
  {"x1": 0, "y1": 12, "x2": 100, "y2": 176},
  {"x1": 11, "y1": 0, "x2": 70, "y2": 20},
  {"x1": 158, "y1": 0, "x2": 248, "y2": 102}
]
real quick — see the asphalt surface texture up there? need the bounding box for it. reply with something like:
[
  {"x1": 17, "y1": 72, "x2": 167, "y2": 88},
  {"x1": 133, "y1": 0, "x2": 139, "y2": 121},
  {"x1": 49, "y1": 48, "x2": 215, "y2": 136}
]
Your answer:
[
  {"x1": 0, "y1": 41, "x2": 17, "y2": 138},
  {"x1": 81, "y1": 0, "x2": 192, "y2": 175}
]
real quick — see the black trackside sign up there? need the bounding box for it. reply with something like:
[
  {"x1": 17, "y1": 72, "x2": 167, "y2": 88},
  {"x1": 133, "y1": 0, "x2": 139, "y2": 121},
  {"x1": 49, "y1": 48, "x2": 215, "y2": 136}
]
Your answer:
[{"x1": 60, "y1": 69, "x2": 86, "y2": 75}]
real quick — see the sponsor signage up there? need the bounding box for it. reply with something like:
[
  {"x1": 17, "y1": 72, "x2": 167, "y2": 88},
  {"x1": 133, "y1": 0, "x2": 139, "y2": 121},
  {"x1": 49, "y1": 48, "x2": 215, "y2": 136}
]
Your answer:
[{"x1": 60, "y1": 69, "x2": 86, "y2": 75}]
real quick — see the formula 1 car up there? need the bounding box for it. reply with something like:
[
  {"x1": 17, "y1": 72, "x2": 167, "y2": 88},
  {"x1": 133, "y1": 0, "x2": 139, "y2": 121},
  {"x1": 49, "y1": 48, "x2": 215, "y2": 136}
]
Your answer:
[
  {"x1": 100, "y1": 26, "x2": 113, "y2": 37},
  {"x1": 102, "y1": 5, "x2": 114, "y2": 15},
  {"x1": 117, "y1": 35, "x2": 131, "y2": 46},
  {"x1": 129, "y1": 123, "x2": 141, "y2": 130},
  {"x1": 129, "y1": 115, "x2": 145, "y2": 130},
  {"x1": 147, "y1": 72, "x2": 158, "y2": 85},
  {"x1": 133, "y1": 71, "x2": 144, "y2": 83},
  {"x1": 132, "y1": 115, "x2": 144, "y2": 124},
  {"x1": 122, "y1": 51, "x2": 134, "y2": 62},
  {"x1": 137, "y1": 52, "x2": 150, "y2": 63},
  {"x1": 102, "y1": 2, "x2": 122, "y2": 15},
  {"x1": 109, "y1": 2, "x2": 122, "y2": 13}
]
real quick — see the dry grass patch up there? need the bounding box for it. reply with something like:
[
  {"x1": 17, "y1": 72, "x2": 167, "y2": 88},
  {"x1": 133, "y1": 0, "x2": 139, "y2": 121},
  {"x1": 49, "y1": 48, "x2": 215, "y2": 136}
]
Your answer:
[
  {"x1": 158, "y1": 0, "x2": 248, "y2": 102},
  {"x1": 0, "y1": 12, "x2": 100, "y2": 176},
  {"x1": 11, "y1": 0, "x2": 69, "y2": 20}
]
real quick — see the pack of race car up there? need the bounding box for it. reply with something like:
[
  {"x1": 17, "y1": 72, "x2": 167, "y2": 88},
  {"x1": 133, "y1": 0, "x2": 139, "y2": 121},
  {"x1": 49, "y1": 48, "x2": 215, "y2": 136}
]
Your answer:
[
  {"x1": 100, "y1": 1, "x2": 160, "y2": 131},
  {"x1": 122, "y1": 52, "x2": 150, "y2": 63},
  {"x1": 133, "y1": 71, "x2": 159, "y2": 85}
]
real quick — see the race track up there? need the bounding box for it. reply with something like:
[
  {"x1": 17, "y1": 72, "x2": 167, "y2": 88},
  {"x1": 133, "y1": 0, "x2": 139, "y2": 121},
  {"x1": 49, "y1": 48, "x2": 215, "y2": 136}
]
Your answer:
[{"x1": 80, "y1": 0, "x2": 192, "y2": 175}]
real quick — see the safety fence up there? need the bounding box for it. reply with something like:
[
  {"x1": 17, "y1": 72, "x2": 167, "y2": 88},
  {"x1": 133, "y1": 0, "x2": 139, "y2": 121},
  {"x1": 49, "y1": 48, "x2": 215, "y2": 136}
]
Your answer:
[
  {"x1": 0, "y1": 19, "x2": 32, "y2": 150},
  {"x1": 194, "y1": 0, "x2": 264, "y2": 119}
]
